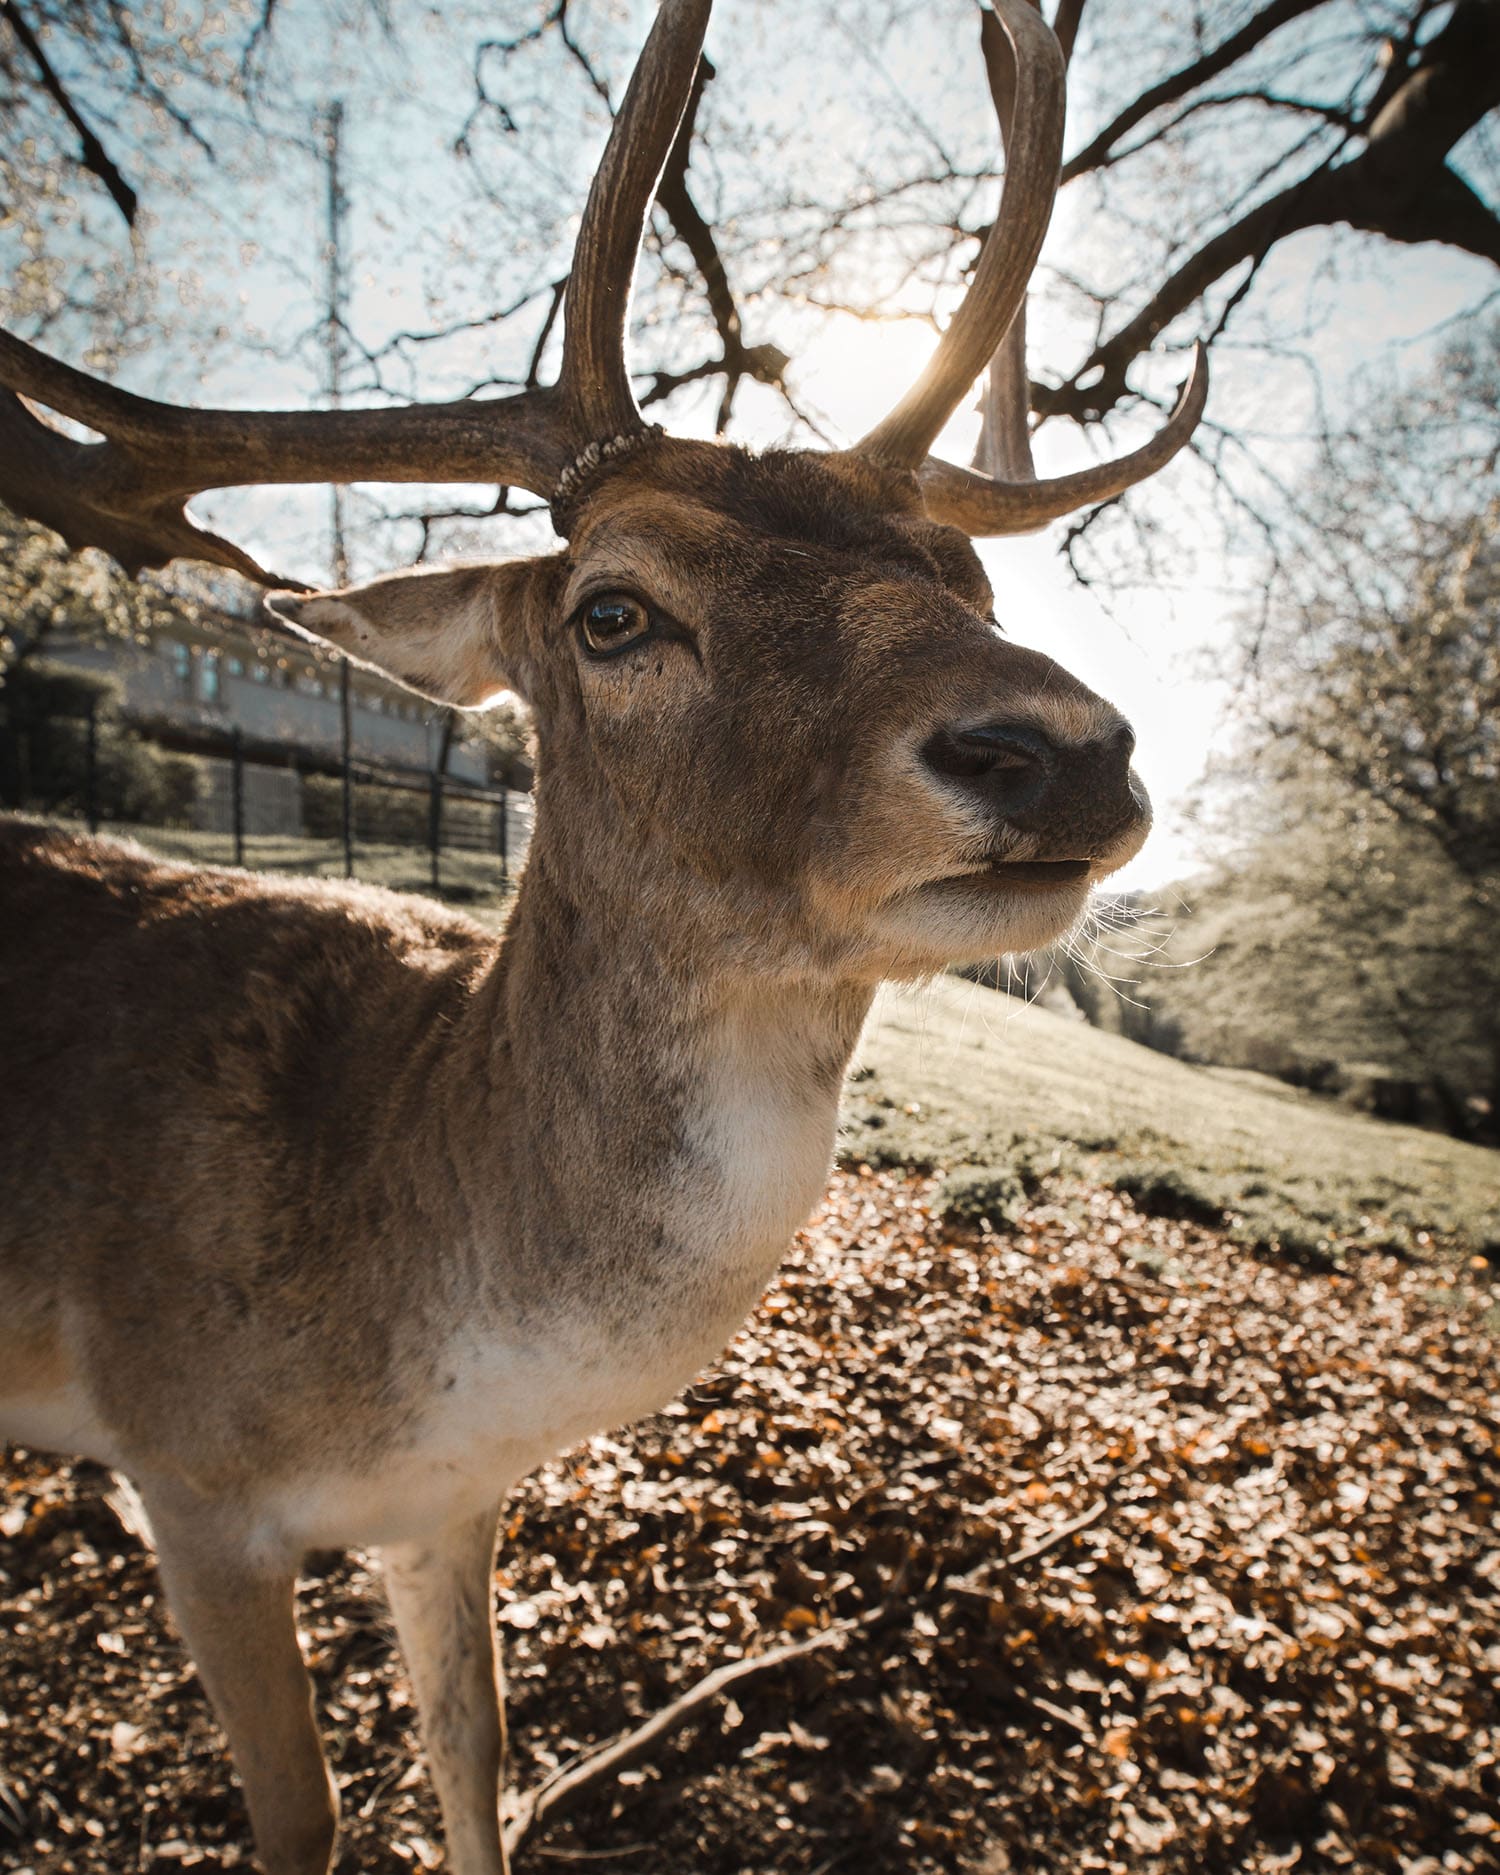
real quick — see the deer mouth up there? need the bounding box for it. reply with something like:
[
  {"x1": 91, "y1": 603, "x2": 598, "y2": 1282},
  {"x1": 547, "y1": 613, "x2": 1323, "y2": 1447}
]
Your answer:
[{"x1": 956, "y1": 857, "x2": 1094, "y2": 892}]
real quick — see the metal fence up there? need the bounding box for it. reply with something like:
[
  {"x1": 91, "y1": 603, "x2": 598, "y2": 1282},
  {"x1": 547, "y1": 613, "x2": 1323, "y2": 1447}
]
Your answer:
[
  {"x1": 198, "y1": 730, "x2": 536, "y2": 896},
  {"x1": 4, "y1": 691, "x2": 533, "y2": 907}
]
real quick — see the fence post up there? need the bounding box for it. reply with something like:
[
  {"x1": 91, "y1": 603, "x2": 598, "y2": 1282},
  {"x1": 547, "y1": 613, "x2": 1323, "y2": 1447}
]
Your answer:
[
  {"x1": 428, "y1": 768, "x2": 442, "y2": 895},
  {"x1": 497, "y1": 782, "x2": 508, "y2": 883},
  {"x1": 339, "y1": 656, "x2": 354, "y2": 877},
  {"x1": 231, "y1": 727, "x2": 245, "y2": 868},
  {"x1": 84, "y1": 692, "x2": 99, "y2": 833}
]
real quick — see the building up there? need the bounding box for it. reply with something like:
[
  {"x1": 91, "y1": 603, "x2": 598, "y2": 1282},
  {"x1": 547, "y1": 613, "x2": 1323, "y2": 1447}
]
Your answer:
[
  {"x1": 52, "y1": 606, "x2": 489, "y2": 785},
  {"x1": 35, "y1": 591, "x2": 538, "y2": 865}
]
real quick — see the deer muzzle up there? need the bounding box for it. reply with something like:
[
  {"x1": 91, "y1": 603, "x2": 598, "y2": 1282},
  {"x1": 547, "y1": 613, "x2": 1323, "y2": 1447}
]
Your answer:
[{"x1": 922, "y1": 716, "x2": 1148, "y2": 874}]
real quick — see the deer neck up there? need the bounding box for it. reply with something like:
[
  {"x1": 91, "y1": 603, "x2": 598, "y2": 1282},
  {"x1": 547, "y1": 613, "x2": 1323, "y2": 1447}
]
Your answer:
[
  {"x1": 473, "y1": 837, "x2": 872, "y2": 1334},
  {"x1": 254, "y1": 841, "x2": 875, "y2": 1544}
]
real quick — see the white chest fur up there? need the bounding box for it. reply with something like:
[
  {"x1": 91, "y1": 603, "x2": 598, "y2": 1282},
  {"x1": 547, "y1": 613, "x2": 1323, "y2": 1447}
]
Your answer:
[
  {"x1": 271, "y1": 981, "x2": 860, "y2": 1553},
  {"x1": 671, "y1": 1018, "x2": 838, "y2": 1299}
]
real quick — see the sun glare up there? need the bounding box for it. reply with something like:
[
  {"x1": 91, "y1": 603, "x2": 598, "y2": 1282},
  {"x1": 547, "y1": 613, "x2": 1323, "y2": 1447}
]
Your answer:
[{"x1": 793, "y1": 313, "x2": 979, "y2": 461}]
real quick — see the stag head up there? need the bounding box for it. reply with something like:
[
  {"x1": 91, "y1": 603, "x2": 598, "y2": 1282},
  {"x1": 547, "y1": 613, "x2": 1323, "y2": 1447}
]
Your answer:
[{"x1": 0, "y1": 0, "x2": 1207, "y2": 975}]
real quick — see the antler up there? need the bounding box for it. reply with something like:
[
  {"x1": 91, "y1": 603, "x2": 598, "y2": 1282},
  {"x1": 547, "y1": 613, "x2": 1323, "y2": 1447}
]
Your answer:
[
  {"x1": 0, "y1": 0, "x2": 712, "y2": 581},
  {"x1": 561, "y1": 0, "x2": 712, "y2": 437},
  {"x1": 859, "y1": 0, "x2": 1206, "y2": 535},
  {"x1": 857, "y1": 0, "x2": 1064, "y2": 472},
  {"x1": 0, "y1": 335, "x2": 571, "y2": 585}
]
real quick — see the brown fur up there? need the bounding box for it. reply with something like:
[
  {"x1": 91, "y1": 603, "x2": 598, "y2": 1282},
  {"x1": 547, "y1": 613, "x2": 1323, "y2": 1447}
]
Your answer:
[{"x1": 2, "y1": 443, "x2": 1150, "y2": 1874}]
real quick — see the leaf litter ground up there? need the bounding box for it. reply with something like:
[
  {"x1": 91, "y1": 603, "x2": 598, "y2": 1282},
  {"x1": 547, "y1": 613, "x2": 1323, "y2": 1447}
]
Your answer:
[{"x1": 2, "y1": 1170, "x2": 1496, "y2": 1874}]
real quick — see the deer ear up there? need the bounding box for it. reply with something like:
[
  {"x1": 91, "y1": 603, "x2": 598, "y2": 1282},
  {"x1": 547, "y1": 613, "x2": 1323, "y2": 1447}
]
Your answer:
[{"x1": 264, "y1": 557, "x2": 547, "y2": 708}]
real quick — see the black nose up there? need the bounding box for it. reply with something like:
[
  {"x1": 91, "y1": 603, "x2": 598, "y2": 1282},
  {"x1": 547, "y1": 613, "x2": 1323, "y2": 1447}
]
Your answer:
[
  {"x1": 921, "y1": 721, "x2": 1054, "y2": 817},
  {"x1": 921, "y1": 718, "x2": 1142, "y2": 855}
]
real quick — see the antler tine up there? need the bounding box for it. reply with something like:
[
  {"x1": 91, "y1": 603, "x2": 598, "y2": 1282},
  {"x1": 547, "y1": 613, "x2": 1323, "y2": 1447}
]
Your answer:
[
  {"x1": 917, "y1": 343, "x2": 1209, "y2": 534},
  {"x1": 0, "y1": 321, "x2": 573, "y2": 581},
  {"x1": 559, "y1": 0, "x2": 714, "y2": 438},
  {"x1": 898, "y1": 0, "x2": 1208, "y2": 536},
  {"x1": 973, "y1": 0, "x2": 1037, "y2": 486},
  {"x1": 856, "y1": 0, "x2": 1065, "y2": 471}
]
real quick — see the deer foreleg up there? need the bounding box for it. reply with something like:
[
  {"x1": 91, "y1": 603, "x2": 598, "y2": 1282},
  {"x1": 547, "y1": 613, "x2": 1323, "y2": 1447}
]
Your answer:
[
  {"x1": 142, "y1": 1485, "x2": 337, "y2": 1875},
  {"x1": 383, "y1": 1506, "x2": 508, "y2": 1875}
]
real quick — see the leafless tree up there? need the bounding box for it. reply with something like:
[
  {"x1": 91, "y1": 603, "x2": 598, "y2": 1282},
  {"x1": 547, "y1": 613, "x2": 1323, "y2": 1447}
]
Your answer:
[{"x1": 3, "y1": 0, "x2": 1497, "y2": 580}]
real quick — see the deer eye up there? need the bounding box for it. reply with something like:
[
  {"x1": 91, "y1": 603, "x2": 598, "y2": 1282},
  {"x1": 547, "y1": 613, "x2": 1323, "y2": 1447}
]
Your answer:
[{"x1": 578, "y1": 594, "x2": 654, "y2": 657}]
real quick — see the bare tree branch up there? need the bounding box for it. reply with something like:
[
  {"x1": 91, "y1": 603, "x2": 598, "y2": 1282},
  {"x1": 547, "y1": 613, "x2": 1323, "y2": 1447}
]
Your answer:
[
  {"x1": 1061, "y1": 0, "x2": 1334, "y2": 183},
  {"x1": 103, "y1": 0, "x2": 215, "y2": 159},
  {"x1": 1, "y1": 0, "x2": 138, "y2": 225},
  {"x1": 502, "y1": 1621, "x2": 861, "y2": 1859},
  {"x1": 238, "y1": 0, "x2": 280, "y2": 79},
  {"x1": 652, "y1": 51, "x2": 790, "y2": 421},
  {"x1": 1042, "y1": 0, "x2": 1500, "y2": 427}
]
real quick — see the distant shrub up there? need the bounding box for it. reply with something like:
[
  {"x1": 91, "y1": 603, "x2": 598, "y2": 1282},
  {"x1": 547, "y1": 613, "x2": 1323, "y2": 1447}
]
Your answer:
[
  {"x1": 1348, "y1": 1222, "x2": 1418, "y2": 1259},
  {"x1": 1232, "y1": 1213, "x2": 1344, "y2": 1272},
  {"x1": 304, "y1": 773, "x2": 421, "y2": 843},
  {"x1": 155, "y1": 753, "x2": 204, "y2": 825},
  {"x1": 1111, "y1": 1161, "x2": 1231, "y2": 1227},
  {"x1": 1, "y1": 661, "x2": 202, "y2": 824},
  {"x1": 846, "y1": 1132, "x2": 936, "y2": 1172},
  {"x1": 933, "y1": 1165, "x2": 1027, "y2": 1231},
  {"x1": 2, "y1": 661, "x2": 120, "y2": 720},
  {"x1": 38, "y1": 725, "x2": 204, "y2": 824},
  {"x1": 1008, "y1": 1138, "x2": 1075, "y2": 1192},
  {"x1": 303, "y1": 773, "x2": 500, "y2": 849}
]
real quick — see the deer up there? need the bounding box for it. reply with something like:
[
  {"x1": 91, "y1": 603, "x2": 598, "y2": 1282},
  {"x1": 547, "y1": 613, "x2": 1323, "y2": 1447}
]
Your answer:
[{"x1": 0, "y1": 2, "x2": 1207, "y2": 1869}]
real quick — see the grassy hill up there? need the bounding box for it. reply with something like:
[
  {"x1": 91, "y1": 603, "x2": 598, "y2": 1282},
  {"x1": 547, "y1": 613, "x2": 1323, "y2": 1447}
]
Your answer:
[
  {"x1": 28, "y1": 816, "x2": 514, "y2": 909},
  {"x1": 844, "y1": 975, "x2": 1499, "y2": 1266}
]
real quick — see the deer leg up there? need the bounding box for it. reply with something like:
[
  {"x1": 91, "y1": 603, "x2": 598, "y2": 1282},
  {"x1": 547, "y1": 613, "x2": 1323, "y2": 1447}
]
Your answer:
[
  {"x1": 383, "y1": 1506, "x2": 509, "y2": 1875},
  {"x1": 142, "y1": 1489, "x2": 337, "y2": 1875}
]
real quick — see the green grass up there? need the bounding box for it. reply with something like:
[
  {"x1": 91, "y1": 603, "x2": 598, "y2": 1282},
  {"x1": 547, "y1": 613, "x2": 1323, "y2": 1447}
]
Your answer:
[
  {"x1": 844, "y1": 975, "x2": 1500, "y2": 1265},
  {"x1": 40, "y1": 817, "x2": 514, "y2": 912}
]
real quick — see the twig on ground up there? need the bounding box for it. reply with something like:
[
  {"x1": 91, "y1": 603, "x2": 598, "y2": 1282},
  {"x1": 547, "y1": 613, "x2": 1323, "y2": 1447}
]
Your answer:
[
  {"x1": 0, "y1": 1775, "x2": 31, "y2": 1839},
  {"x1": 503, "y1": 1617, "x2": 868, "y2": 1857},
  {"x1": 1006, "y1": 1495, "x2": 1113, "y2": 1566},
  {"x1": 533, "y1": 1845, "x2": 652, "y2": 1861},
  {"x1": 102, "y1": 1473, "x2": 153, "y2": 1549},
  {"x1": 946, "y1": 1494, "x2": 1113, "y2": 1602},
  {"x1": 1020, "y1": 1690, "x2": 1099, "y2": 1746}
]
